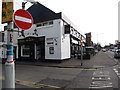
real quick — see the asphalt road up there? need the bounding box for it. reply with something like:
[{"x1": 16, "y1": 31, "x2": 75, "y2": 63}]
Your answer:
[
  {"x1": 1, "y1": 50, "x2": 120, "y2": 89},
  {"x1": 0, "y1": 65, "x2": 2, "y2": 90}
]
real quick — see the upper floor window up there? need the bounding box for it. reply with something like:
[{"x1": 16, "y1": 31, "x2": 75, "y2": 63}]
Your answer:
[
  {"x1": 49, "y1": 21, "x2": 53, "y2": 25},
  {"x1": 36, "y1": 21, "x2": 53, "y2": 27},
  {"x1": 64, "y1": 24, "x2": 70, "y2": 34},
  {"x1": 2, "y1": 33, "x2": 4, "y2": 42},
  {"x1": 43, "y1": 22, "x2": 48, "y2": 26}
]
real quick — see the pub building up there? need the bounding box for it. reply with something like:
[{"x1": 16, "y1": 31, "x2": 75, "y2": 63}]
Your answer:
[{"x1": 15, "y1": 2, "x2": 86, "y2": 61}]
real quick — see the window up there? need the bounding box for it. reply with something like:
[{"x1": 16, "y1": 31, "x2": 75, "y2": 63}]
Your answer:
[
  {"x1": 49, "y1": 21, "x2": 53, "y2": 25},
  {"x1": 36, "y1": 21, "x2": 53, "y2": 27},
  {"x1": 43, "y1": 22, "x2": 48, "y2": 26},
  {"x1": 2, "y1": 33, "x2": 4, "y2": 42},
  {"x1": 64, "y1": 24, "x2": 70, "y2": 34},
  {"x1": 22, "y1": 45, "x2": 30, "y2": 56},
  {"x1": 37, "y1": 23, "x2": 42, "y2": 27},
  {"x1": 49, "y1": 47, "x2": 54, "y2": 54}
]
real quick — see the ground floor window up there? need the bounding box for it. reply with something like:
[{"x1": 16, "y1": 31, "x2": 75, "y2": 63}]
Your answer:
[
  {"x1": 18, "y1": 37, "x2": 45, "y2": 60},
  {"x1": 21, "y1": 45, "x2": 30, "y2": 57},
  {"x1": 49, "y1": 47, "x2": 54, "y2": 54}
]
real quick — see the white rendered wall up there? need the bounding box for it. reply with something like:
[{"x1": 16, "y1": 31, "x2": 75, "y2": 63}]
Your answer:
[
  {"x1": 43, "y1": 20, "x2": 61, "y2": 60},
  {"x1": 21, "y1": 19, "x2": 62, "y2": 60},
  {"x1": 61, "y1": 34, "x2": 71, "y2": 59},
  {"x1": 60, "y1": 20, "x2": 71, "y2": 59},
  {"x1": 18, "y1": 19, "x2": 71, "y2": 60}
]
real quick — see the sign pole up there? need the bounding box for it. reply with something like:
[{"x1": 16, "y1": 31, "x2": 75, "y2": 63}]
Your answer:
[
  {"x1": 81, "y1": 45, "x2": 83, "y2": 66},
  {"x1": 4, "y1": 22, "x2": 15, "y2": 89},
  {"x1": 118, "y1": 59, "x2": 120, "y2": 89},
  {"x1": 2, "y1": 0, "x2": 15, "y2": 89},
  {"x1": 80, "y1": 37, "x2": 83, "y2": 66}
]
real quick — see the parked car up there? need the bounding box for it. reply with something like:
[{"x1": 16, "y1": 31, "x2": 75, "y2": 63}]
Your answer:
[
  {"x1": 94, "y1": 49, "x2": 98, "y2": 54},
  {"x1": 114, "y1": 50, "x2": 120, "y2": 58},
  {"x1": 102, "y1": 49, "x2": 106, "y2": 52}
]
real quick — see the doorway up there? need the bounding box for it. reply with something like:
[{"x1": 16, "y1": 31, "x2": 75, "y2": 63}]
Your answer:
[{"x1": 18, "y1": 36, "x2": 45, "y2": 60}]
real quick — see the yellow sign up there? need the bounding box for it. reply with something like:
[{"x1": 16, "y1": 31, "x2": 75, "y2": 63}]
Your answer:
[{"x1": 2, "y1": 0, "x2": 13, "y2": 23}]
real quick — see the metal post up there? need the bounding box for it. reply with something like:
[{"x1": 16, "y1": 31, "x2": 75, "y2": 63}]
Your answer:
[
  {"x1": 118, "y1": 59, "x2": 120, "y2": 90},
  {"x1": 4, "y1": 22, "x2": 15, "y2": 89},
  {"x1": 81, "y1": 46, "x2": 83, "y2": 66}
]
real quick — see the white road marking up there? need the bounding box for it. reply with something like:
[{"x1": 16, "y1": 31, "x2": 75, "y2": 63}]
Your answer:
[
  {"x1": 108, "y1": 77, "x2": 110, "y2": 80},
  {"x1": 113, "y1": 67, "x2": 120, "y2": 78},
  {"x1": 90, "y1": 70, "x2": 112, "y2": 89},
  {"x1": 0, "y1": 76, "x2": 4, "y2": 80},
  {"x1": 115, "y1": 70, "x2": 118, "y2": 73},
  {"x1": 100, "y1": 72, "x2": 102, "y2": 74}
]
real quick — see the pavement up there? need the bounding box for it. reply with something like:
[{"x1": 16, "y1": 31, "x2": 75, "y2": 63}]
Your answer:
[
  {"x1": 1, "y1": 51, "x2": 120, "y2": 89},
  {"x1": 15, "y1": 51, "x2": 118, "y2": 69}
]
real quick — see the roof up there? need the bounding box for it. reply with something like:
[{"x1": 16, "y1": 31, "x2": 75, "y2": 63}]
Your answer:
[
  {"x1": 27, "y1": 2, "x2": 61, "y2": 24},
  {"x1": 27, "y1": 3, "x2": 83, "y2": 34}
]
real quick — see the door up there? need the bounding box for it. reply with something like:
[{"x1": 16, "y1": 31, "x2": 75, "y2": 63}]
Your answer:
[
  {"x1": 36, "y1": 45, "x2": 41, "y2": 60},
  {"x1": 29, "y1": 44, "x2": 35, "y2": 60},
  {"x1": 36, "y1": 37, "x2": 45, "y2": 60},
  {"x1": 20, "y1": 44, "x2": 35, "y2": 60}
]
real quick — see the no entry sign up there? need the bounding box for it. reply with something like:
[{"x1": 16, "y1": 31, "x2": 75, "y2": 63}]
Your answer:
[{"x1": 14, "y1": 9, "x2": 33, "y2": 30}]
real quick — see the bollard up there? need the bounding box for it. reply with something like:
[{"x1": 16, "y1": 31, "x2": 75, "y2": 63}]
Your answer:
[{"x1": 5, "y1": 61, "x2": 15, "y2": 89}]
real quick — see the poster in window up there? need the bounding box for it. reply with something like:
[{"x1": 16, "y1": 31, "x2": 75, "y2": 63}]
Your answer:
[{"x1": 49, "y1": 47, "x2": 54, "y2": 54}]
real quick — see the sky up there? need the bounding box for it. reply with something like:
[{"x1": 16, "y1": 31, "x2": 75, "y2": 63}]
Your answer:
[{"x1": 0, "y1": 0, "x2": 120, "y2": 46}]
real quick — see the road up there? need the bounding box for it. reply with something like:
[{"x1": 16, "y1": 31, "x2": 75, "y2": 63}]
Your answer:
[
  {"x1": 1, "y1": 50, "x2": 120, "y2": 89},
  {"x1": 0, "y1": 60, "x2": 2, "y2": 90}
]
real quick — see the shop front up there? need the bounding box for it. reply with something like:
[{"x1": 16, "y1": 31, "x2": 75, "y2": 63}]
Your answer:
[{"x1": 18, "y1": 36, "x2": 45, "y2": 60}]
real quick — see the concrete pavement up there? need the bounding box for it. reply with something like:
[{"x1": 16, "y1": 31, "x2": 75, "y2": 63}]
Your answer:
[{"x1": 16, "y1": 51, "x2": 118, "y2": 69}]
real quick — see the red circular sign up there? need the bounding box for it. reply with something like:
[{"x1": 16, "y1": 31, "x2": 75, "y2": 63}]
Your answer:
[{"x1": 14, "y1": 9, "x2": 33, "y2": 30}]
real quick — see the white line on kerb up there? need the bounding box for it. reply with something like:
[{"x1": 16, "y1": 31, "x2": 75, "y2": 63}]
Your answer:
[{"x1": 15, "y1": 16, "x2": 32, "y2": 23}]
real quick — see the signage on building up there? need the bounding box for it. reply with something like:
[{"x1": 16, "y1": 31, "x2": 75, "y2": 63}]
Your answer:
[
  {"x1": 2, "y1": 0, "x2": 13, "y2": 23},
  {"x1": 14, "y1": 9, "x2": 33, "y2": 30},
  {"x1": 85, "y1": 32, "x2": 92, "y2": 46},
  {"x1": 46, "y1": 37, "x2": 58, "y2": 47}
]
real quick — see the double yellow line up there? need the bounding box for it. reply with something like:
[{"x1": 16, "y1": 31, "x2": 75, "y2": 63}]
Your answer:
[
  {"x1": 0, "y1": 76, "x2": 4, "y2": 80},
  {"x1": 0, "y1": 76, "x2": 60, "y2": 88},
  {"x1": 16, "y1": 80, "x2": 60, "y2": 88}
]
